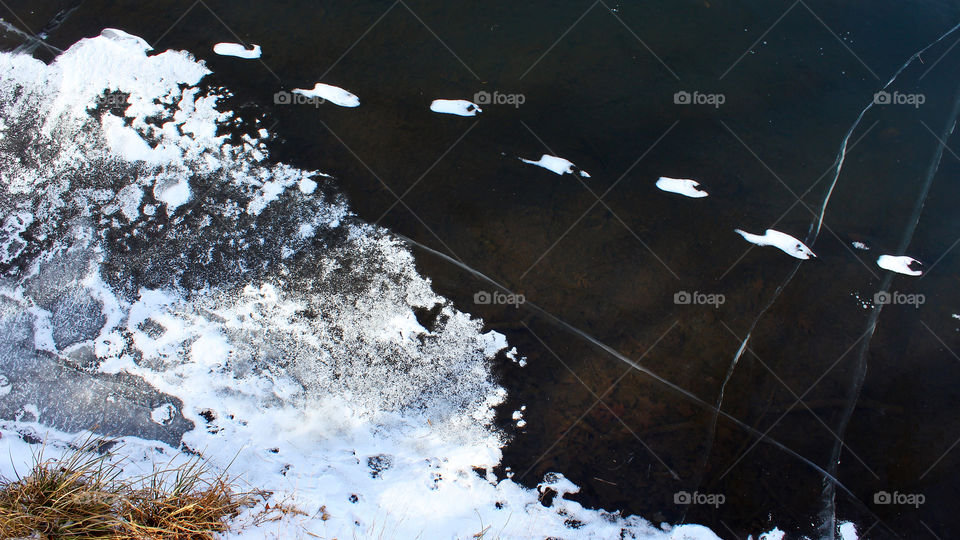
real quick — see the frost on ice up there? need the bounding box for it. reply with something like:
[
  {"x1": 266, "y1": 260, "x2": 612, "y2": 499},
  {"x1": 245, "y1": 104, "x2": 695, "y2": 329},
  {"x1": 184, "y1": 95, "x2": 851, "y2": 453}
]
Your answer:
[{"x1": 735, "y1": 228, "x2": 816, "y2": 260}]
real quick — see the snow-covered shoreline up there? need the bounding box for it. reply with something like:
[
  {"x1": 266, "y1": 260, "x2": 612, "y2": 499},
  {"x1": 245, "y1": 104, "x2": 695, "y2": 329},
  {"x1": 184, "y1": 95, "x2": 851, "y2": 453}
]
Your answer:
[{"x1": 0, "y1": 28, "x2": 738, "y2": 539}]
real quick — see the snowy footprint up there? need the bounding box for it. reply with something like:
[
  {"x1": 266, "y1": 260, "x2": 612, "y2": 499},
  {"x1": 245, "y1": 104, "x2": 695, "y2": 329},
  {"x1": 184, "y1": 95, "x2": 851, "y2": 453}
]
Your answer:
[
  {"x1": 735, "y1": 229, "x2": 816, "y2": 260},
  {"x1": 292, "y1": 83, "x2": 360, "y2": 107},
  {"x1": 213, "y1": 42, "x2": 261, "y2": 59},
  {"x1": 656, "y1": 177, "x2": 708, "y2": 198},
  {"x1": 520, "y1": 154, "x2": 590, "y2": 177},
  {"x1": 877, "y1": 255, "x2": 922, "y2": 276},
  {"x1": 430, "y1": 99, "x2": 482, "y2": 116}
]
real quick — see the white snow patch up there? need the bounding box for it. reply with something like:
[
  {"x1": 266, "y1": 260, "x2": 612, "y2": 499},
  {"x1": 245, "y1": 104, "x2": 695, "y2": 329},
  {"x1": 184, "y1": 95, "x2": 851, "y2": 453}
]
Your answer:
[
  {"x1": 292, "y1": 83, "x2": 360, "y2": 108},
  {"x1": 839, "y1": 521, "x2": 858, "y2": 540},
  {"x1": 852, "y1": 241, "x2": 869, "y2": 250},
  {"x1": 656, "y1": 177, "x2": 708, "y2": 198},
  {"x1": 520, "y1": 154, "x2": 590, "y2": 177},
  {"x1": 430, "y1": 99, "x2": 481, "y2": 116},
  {"x1": 735, "y1": 228, "x2": 816, "y2": 260},
  {"x1": 150, "y1": 403, "x2": 176, "y2": 425},
  {"x1": 877, "y1": 254, "x2": 922, "y2": 276},
  {"x1": 213, "y1": 42, "x2": 262, "y2": 59}
]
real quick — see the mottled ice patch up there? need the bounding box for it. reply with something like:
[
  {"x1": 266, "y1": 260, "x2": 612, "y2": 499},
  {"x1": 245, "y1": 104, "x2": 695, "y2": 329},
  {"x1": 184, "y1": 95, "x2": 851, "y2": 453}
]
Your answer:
[
  {"x1": 430, "y1": 99, "x2": 481, "y2": 116},
  {"x1": 293, "y1": 82, "x2": 360, "y2": 108},
  {"x1": 656, "y1": 177, "x2": 708, "y2": 198},
  {"x1": 877, "y1": 255, "x2": 922, "y2": 276},
  {"x1": 213, "y1": 42, "x2": 261, "y2": 59},
  {"x1": 153, "y1": 176, "x2": 191, "y2": 214},
  {"x1": 852, "y1": 241, "x2": 869, "y2": 250},
  {"x1": 520, "y1": 154, "x2": 590, "y2": 177},
  {"x1": 735, "y1": 228, "x2": 816, "y2": 260},
  {"x1": 150, "y1": 403, "x2": 176, "y2": 425}
]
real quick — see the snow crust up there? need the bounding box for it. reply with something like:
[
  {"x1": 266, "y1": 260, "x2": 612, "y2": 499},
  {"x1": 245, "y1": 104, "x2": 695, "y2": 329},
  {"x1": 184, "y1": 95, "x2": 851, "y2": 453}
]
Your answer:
[{"x1": 0, "y1": 28, "x2": 727, "y2": 539}]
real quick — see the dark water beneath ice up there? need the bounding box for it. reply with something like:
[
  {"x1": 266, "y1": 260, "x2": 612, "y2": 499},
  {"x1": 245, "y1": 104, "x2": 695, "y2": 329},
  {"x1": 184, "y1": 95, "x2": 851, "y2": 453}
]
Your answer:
[{"x1": 4, "y1": 0, "x2": 960, "y2": 537}]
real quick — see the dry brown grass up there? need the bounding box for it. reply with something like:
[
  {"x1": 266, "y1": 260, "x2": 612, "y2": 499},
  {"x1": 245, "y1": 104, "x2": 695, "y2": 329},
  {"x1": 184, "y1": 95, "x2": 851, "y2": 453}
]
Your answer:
[{"x1": 0, "y1": 439, "x2": 263, "y2": 539}]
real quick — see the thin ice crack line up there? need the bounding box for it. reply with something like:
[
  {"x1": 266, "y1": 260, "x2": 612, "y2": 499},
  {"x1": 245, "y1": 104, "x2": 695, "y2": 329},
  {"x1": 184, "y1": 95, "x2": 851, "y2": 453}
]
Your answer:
[
  {"x1": 916, "y1": 120, "x2": 960, "y2": 278},
  {"x1": 519, "y1": 121, "x2": 681, "y2": 280},
  {"x1": 397, "y1": 0, "x2": 481, "y2": 81},
  {"x1": 320, "y1": 0, "x2": 401, "y2": 80},
  {"x1": 0, "y1": 1, "x2": 63, "y2": 55},
  {"x1": 523, "y1": 321, "x2": 680, "y2": 480},
  {"x1": 822, "y1": 66, "x2": 960, "y2": 538},
  {"x1": 397, "y1": 233, "x2": 897, "y2": 535},
  {"x1": 517, "y1": 120, "x2": 679, "y2": 282},
  {"x1": 702, "y1": 24, "x2": 960, "y2": 507},
  {"x1": 720, "y1": 120, "x2": 881, "y2": 280},
  {"x1": 713, "y1": 327, "x2": 869, "y2": 483},
  {"x1": 318, "y1": 119, "x2": 469, "y2": 267},
  {"x1": 596, "y1": 0, "x2": 680, "y2": 80},
  {"x1": 520, "y1": 0, "x2": 600, "y2": 80},
  {"x1": 375, "y1": 121, "x2": 478, "y2": 225},
  {"x1": 11, "y1": 0, "x2": 79, "y2": 55},
  {"x1": 720, "y1": 322, "x2": 879, "y2": 479},
  {"x1": 521, "y1": 0, "x2": 679, "y2": 81},
  {"x1": 717, "y1": 119, "x2": 880, "y2": 281}
]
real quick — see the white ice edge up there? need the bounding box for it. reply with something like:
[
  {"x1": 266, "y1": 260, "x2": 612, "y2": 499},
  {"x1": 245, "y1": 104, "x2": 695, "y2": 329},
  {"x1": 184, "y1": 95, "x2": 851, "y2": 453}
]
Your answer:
[
  {"x1": 656, "y1": 176, "x2": 708, "y2": 198},
  {"x1": 877, "y1": 254, "x2": 922, "y2": 276},
  {"x1": 735, "y1": 228, "x2": 816, "y2": 260},
  {"x1": 213, "y1": 42, "x2": 262, "y2": 59},
  {"x1": 430, "y1": 99, "x2": 481, "y2": 116},
  {"x1": 0, "y1": 28, "x2": 737, "y2": 539},
  {"x1": 293, "y1": 82, "x2": 361, "y2": 107},
  {"x1": 520, "y1": 154, "x2": 590, "y2": 177}
]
